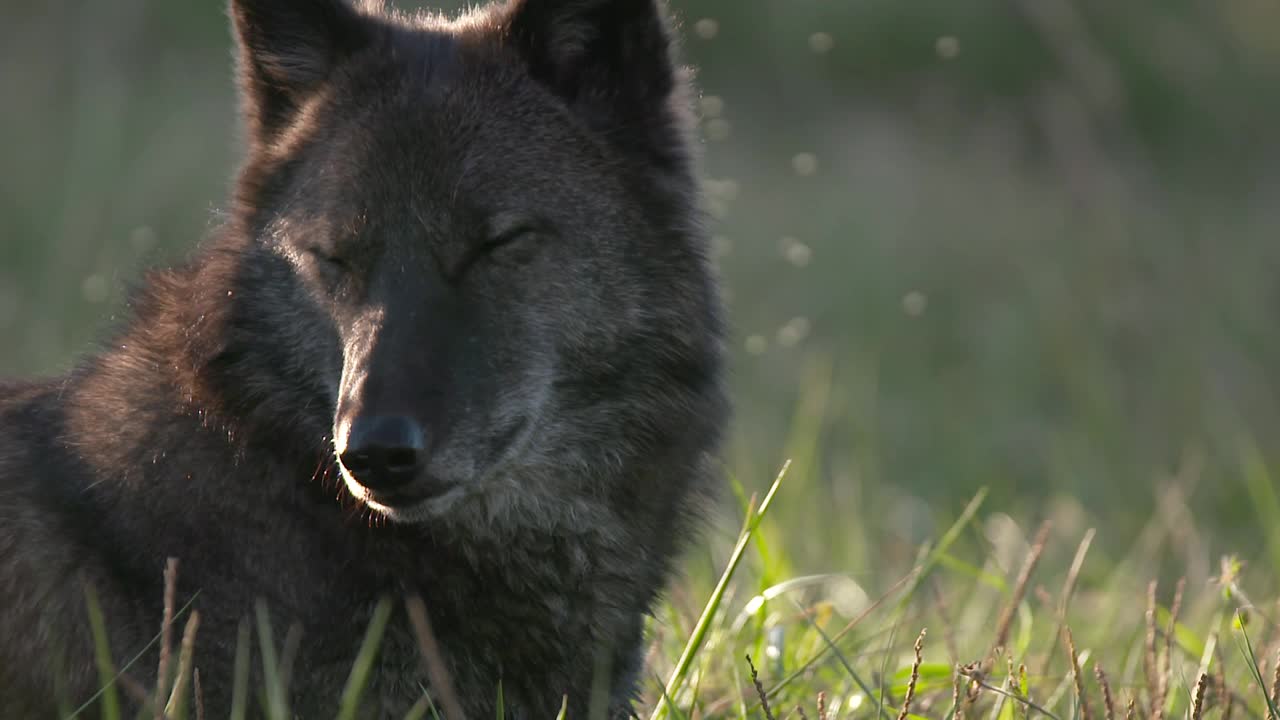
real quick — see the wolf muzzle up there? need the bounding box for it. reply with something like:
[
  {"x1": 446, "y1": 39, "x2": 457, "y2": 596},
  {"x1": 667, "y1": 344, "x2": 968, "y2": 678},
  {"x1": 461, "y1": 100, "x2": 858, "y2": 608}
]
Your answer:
[{"x1": 338, "y1": 414, "x2": 426, "y2": 493}]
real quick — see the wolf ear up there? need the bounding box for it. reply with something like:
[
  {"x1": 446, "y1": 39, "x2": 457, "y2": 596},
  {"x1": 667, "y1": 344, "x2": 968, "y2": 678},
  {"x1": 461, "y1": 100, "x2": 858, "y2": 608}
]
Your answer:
[
  {"x1": 503, "y1": 0, "x2": 686, "y2": 163},
  {"x1": 230, "y1": 0, "x2": 370, "y2": 141}
]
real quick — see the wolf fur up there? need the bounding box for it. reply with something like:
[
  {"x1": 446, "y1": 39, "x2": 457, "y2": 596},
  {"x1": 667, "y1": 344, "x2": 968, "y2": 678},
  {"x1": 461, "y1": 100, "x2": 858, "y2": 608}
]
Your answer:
[{"x1": 0, "y1": 0, "x2": 727, "y2": 717}]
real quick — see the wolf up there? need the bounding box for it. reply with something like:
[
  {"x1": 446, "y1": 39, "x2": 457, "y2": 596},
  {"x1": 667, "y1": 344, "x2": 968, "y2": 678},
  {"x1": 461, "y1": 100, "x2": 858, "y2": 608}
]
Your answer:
[{"x1": 0, "y1": 0, "x2": 728, "y2": 717}]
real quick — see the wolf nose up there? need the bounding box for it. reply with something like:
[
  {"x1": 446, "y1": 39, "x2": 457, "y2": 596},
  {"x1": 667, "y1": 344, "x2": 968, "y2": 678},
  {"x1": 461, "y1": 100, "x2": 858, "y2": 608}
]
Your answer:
[{"x1": 339, "y1": 415, "x2": 425, "y2": 492}]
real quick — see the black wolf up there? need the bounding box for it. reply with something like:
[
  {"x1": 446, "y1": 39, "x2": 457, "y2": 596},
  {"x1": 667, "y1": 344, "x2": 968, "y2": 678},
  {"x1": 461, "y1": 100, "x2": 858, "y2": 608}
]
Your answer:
[{"x1": 0, "y1": 0, "x2": 727, "y2": 716}]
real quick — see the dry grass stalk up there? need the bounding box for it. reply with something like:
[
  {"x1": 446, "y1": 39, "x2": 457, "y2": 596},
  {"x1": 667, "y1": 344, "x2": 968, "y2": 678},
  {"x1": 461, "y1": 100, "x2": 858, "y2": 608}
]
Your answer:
[
  {"x1": 954, "y1": 661, "x2": 983, "y2": 720},
  {"x1": 1166, "y1": 578, "x2": 1185, "y2": 652},
  {"x1": 1269, "y1": 647, "x2": 1280, "y2": 720},
  {"x1": 1144, "y1": 581, "x2": 1159, "y2": 719},
  {"x1": 165, "y1": 610, "x2": 201, "y2": 717},
  {"x1": 1042, "y1": 530, "x2": 1096, "y2": 676},
  {"x1": 817, "y1": 691, "x2": 828, "y2": 720},
  {"x1": 1094, "y1": 664, "x2": 1115, "y2": 720},
  {"x1": 1260, "y1": 649, "x2": 1273, "y2": 719},
  {"x1": 966, "y1": 666, "x2": 983, "y2": 709},
  {"x1": 989, "y1": 522, "x2": 1051, "y2": 670},
  {"x1": 1064, "y1": 627, "x2": 1092, "y2": 720},
  {"x1": 897, "y1": 629, "x2": 926, "y2": 720},
  {"x1": 406, "y1": 595, "x2": 468, "y2": 720},
  {"x1": 155, "y1": 557, "x2": 179, "y2": 720},
  {"x1": 194, "y1": 669, "x2": 204, "y2": 720},
  {"x1": 1124, "y1": 695, "x2": 1136, "y2": 720},
  {"x1": 1059, "y1": 530, "x2": 1095, "y2": 616},
  {"x1": 1190, "y1": 672, "x2": 1209, "y2": 720},
  {"x1": 746, "y1": 654, "x2": 778, "y2": 720},
  {"x1": 1153, "y1": 578, "x2": 1186, "y2": 720},
  {"x1": 796, "y1": 705, "x2": 810, "y2": 720},
  {"x1": 1214, "y1": 646, "x2": 1232, "y2": 720}
]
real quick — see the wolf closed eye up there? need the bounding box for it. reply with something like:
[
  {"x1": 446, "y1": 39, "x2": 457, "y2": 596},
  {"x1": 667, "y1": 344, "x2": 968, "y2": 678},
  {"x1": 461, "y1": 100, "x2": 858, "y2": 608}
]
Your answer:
[
  {"x1": 308, "y1": 245, "x2": 352, "y2": 272},
  {"x1": 463, "y1": 222, "x2": 544, "y2": 273}
]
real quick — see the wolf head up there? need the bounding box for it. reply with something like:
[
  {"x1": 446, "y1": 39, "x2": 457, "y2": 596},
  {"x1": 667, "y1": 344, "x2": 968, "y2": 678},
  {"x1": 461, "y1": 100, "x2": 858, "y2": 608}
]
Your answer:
[{"x1": 215, "y1": 0, "x2": 726, "y2": 530}]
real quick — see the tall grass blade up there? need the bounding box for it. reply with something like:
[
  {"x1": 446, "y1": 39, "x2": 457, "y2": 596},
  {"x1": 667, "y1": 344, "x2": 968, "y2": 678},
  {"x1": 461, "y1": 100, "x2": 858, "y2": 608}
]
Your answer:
[
  {"x1": 896, "y1": 488, "x2": 990, "y2": 610},
  {"x1": 84, "y1": 583, "x2": 122, "y2": 720},
  {"x1": 1234, "y1": 612, "x2": 1280, "y2": 720},
  {"x1": 230, "y1": 619, "x2": 251, "y2": 720},
  {"x1": 255, "y1": 600, "x2": 288, "y2": 720},
  {"x1": 66, "y1": 592, "x2": 200, "y2": 720},
  {"x1": 647, "y1": 460, "x2": 791, "y2": 720},
  {"x1": 164, "y1": 610, "x2": 201, "y2": 720},
  {"x1": 402, "y1": 694, "x2": 434, "y2": 720},
  {"x1": 336, "y1": 596, "x2": 394, "y2": 720}
]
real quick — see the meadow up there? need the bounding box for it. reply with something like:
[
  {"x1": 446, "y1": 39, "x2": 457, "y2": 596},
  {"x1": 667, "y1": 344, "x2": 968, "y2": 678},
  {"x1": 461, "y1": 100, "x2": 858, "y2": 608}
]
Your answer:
[{"x1": 3, "y1": 0, "x2": 1280, "y2": 717}]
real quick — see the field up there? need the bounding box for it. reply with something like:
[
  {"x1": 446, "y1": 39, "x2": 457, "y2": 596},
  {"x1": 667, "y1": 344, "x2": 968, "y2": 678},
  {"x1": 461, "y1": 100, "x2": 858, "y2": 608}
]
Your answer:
[{"x1": 3, "y1": 0, "x2": 1280, "y2": 717}]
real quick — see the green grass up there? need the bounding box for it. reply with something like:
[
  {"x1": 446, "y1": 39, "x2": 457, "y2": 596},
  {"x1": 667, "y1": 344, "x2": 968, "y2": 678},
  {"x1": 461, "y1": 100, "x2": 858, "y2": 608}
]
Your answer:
[
  {"x1": 65, "y1": 445, "x2": 1280, "y2": 719},
  {"x1": 636, "y1": 469, "x2": 1280, "y2": 720}
]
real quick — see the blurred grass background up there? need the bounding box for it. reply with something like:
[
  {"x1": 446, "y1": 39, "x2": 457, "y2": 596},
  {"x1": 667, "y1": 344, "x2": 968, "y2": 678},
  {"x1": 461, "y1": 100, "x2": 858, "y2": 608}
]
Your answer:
[{"x1": 2, "y1": 0, "x2": 1279, "y2": 585}]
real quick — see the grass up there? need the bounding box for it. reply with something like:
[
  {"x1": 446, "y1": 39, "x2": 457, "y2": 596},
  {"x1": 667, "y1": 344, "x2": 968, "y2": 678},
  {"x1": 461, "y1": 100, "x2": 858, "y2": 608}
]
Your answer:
[
  {"x1": 63, "y1": 449, "x2": 1280, "y2": 720},
  {"x1": 637, "y1": 476, "x2": 1280, "y2": 720}
]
